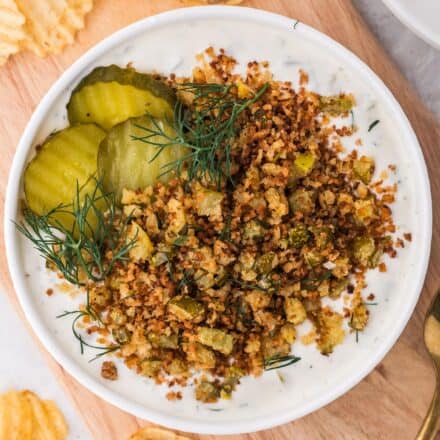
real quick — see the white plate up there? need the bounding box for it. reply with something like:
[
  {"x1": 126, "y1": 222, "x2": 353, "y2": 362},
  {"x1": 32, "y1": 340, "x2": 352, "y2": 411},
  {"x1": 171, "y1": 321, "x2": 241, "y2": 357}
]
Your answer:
[
  {"x1": 4, "y1": 6, "x2": 432, "y2": 435},
  {"x1": 382, "y1": 0, "x2": 440, "y2": 49}
]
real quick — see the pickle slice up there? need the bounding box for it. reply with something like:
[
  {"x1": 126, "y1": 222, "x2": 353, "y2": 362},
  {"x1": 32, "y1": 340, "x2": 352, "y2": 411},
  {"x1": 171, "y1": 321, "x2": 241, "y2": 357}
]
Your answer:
[
  {"x1": 98, "y1": 115, "x2": 187, "y2": 203},
  {"x1": 67, "y1": 65, "x2": 176, "y2": 130},
  {"x1": 24, "y1": 124, "x2": 106, "y2": 230}
]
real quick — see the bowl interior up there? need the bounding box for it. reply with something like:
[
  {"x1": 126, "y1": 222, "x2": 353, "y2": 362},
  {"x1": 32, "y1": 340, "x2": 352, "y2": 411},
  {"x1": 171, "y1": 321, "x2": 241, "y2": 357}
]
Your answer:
[{"x1": 4, "y1": 6, "x2": 431, "y2": 435}]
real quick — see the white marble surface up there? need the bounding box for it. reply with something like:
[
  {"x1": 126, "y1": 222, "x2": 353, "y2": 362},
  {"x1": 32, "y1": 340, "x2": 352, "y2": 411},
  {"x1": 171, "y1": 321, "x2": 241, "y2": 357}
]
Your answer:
[
  {"x1": 354, "y1": 0, "x2": 440, "y2": 118},
  {"x1": 0, "y1": 3, "x2": 438, "y2": 440},
  {"x1": 0, "y1": 292, "x2": 91, "y2": 439}
]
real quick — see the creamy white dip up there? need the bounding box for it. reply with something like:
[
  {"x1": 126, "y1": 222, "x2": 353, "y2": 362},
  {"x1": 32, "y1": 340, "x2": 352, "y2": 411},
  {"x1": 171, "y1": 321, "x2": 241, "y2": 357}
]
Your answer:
[{"x1": 19, "y1": 12, "x2": 429, "y2": 430}]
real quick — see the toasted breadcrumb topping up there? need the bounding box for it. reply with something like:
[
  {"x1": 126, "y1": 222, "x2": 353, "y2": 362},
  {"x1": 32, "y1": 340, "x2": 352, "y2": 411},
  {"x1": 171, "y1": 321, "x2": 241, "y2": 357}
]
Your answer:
[{"x1": 52, "y1": 49, "x2": 403, "y2": 403}]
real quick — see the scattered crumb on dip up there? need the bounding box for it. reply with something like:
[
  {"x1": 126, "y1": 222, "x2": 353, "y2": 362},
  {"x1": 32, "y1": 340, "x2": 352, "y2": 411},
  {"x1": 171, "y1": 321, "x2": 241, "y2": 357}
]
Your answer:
[{"x1": 18, "y1": 47, "x2": 405, "y2": 403}]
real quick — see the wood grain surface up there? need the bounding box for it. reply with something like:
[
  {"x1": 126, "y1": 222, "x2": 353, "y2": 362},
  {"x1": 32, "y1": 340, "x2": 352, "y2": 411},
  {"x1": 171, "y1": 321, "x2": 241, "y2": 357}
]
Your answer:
[{"x1": 0, "y1": 1, "x2": 439, "y2": 439}]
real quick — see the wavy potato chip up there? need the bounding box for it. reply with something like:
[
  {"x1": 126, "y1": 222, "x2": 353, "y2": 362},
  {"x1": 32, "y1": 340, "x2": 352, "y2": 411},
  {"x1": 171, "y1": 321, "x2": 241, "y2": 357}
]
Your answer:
[
  {"x1": 0, "y1": 0, "x2": 25, "y2": 65},
  {"x1": 15, "y1": 0, "x2": 93, "y2": 56},
  {"x1": 0, "y1": 390, "x2": 67, "y2": 440},
  {"x1": 129, "y1": 426, "x2": 191, "y2": 440},
  {"x1": 24, "y1": 390, "x2": 68, "y2": 440}
]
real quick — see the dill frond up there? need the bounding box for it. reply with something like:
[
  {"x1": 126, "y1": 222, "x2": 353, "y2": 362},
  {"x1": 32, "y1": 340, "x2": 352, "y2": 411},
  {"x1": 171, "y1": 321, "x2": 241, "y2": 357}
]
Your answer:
[
  {"x1": 56, "y1": 290, "x2": 120, "y2": 361},
  {"x1": 131, "y1": 81, "x2": 269, "y2": 188},
  {"x1": 15, "y1": 177, "x2": 136, "y2": 286},
  {"x1": 264, "y1": 354, "x2": 301, "y2": 371}
]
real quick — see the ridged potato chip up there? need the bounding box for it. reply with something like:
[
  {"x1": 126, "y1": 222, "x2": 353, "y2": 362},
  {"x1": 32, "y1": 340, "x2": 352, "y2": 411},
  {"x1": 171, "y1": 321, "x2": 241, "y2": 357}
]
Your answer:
[
  {"x1": 129, "y1": 426, "x2": 191, "y2": 440},
  {"x1": 15, "y1": 0, "x2": 93, "y2": 56},
  {"x1": 25, "y1": 391, "x2": 68, "y2": 439},
  {"x1": 0, "y1": 0, "x2": 25, "y2": 65},
  {"x1": 0, "y1": 390, "x2": 68, "y2": 440}
]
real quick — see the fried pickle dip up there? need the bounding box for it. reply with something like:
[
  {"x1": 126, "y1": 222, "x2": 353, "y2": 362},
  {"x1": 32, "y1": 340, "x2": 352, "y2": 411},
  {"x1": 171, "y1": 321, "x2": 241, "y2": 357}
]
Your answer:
[{"x1": 18, "y1": 48, "x2": 407, "y2": 403}]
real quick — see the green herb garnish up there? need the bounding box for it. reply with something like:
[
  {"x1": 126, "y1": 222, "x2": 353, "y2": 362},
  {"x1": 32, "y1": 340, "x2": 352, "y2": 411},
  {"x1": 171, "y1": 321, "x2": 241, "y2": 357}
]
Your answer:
[
  {"x1": 15, "y1": 178, "x2": 136, "y2": 286},
  {"x1": 231, "y1": 278, "x2": 268, "y2": 292},
  {"x1": 219, "y1": 211, "x2": 232, "y2": 241},
  {"x1": 132, "y1": 82, "x2": 269, "y2": 188},
  {"x1": 368, "y1": 119, "x2": 380, "y2": 132},
  {"x1": 264, "y1": 354, "x2": 301, "y2": 371},
  {"x1": 173, "y1": 235, "x2": 188, "y2": 246},
  {"x1": 56, "y1": 290, "x2": 120, "y2": 362},
  {"x1": 350, "y1": 110, "x2": 355, "y2": 130}
]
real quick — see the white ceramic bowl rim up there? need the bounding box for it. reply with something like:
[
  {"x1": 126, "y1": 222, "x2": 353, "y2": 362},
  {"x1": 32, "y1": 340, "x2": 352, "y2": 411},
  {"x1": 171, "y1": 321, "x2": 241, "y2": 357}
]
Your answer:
[
  {"x1": 4, "y1": 5, "x2": 432, "y2": 435},
  {"x1": 381, "y1": 0, "x2": 440, "y2": 49}
]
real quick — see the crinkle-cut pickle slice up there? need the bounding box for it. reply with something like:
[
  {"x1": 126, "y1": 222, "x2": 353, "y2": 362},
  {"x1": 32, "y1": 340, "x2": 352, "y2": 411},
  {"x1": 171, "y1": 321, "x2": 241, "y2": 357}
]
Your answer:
[
  {"x1": 98, "y1": 115, "x2": 188, "y2": 203},
  {"x1": 67, "y1": 65, "x2": 176, "y2": 130},
  {"x1": 24, "y1": 124, "x2": 106, "y2": 231}
]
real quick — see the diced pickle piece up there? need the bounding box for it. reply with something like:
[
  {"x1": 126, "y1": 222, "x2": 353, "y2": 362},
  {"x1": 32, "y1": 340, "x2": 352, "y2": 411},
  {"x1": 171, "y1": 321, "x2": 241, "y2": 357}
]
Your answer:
[
  {"x1": 243, "y1": 219, "x2": 264, "y2": 240},
  {"x1": 285, "y1": 298, "x2": 307, "y2": 325},
  {"x1": 353, "y1": 156, "x2": 375, "y2": 184},
  {"x1": 350, "y1": 303, "x2": 369, "y2": 331},
  {"x1": 127, "y1": 222, "x2": 154, "y2": 261},
  {"x1": 151, "y1": 251, "x2": 169, "y2": 267},
  {"x1": 352, "y1": 236, "x2": 375, "y2": 266},
  {"x1": 316, "y1": 308, "x2": 345, "y2": 354},
  {"x1": 147, "y1": 332, "x2": 179, "y2": 349},
  {"x1": 280, "y1": 323, "x2": 297, "y2": 344},
  {"x1": 262, "y1": 334, "x2": 291, "y2": 359},
  {"x1": 309, "y1": 226, "x2": 333, "y2": 249},
  {"x1": 168, "y1": 297, "x2": 204, "y2": 321},
  {"x1": 292, "y1": 153, "x2": 316, "y2": 179},
  {"x1": 110, "y1": 307, "x2": 127, "y2": 326},
  {"x1": 89, "y1": 286, "x2": 111, "y2": 309},
  {"x1": 112, "y1": 328, "x2": 131, "y2": 344},
  {"x1": 195, "y1": 269, "x2": 226, "y2": 291},
  {"x1": 303, "y1": 249, "x2": 323, "y2": 267},
  {"x1": 197, "y1": 327, "x2": 234, "y2": 355},
  {"x1": 288, "y1": 224, "x2": 310, "y2": 247},
  {"x1": 255, "y1": 252, "x2": 276, "y2": 274},
  {"x1": 354, "y1": 199, "x2": 377, "y2": 225},
  {"x1": 140, "y1": 359, "x2": 162, "y2": 377},
  {"x1": 236, "y1": 80, "x2": 254, "y2": 99},
  {"x1": 24, "y1": 124, "x2": 106, "y2": 233},
  {"x1": 168, "y1": 358, "x2": 187, "y2": 375},
  {"x1": 195, "y1": 184, "x2": 224, "y2": 217},
  {"x1": 98, "y1": 115, "x2": 187, "y2": 203},
  {"x1": 319, "y1": 94, "x2": 355, "y2": 116},
  {"x1": 329, "y1": 277, "x2": 349, "y2": 299},
  {"x1": 369, "y1": 246, "x2": 384, "y2": 268},
  {"x1": 289, "y1": 189, "x2": 315, "y2": 214},
  {"x1": 186, "y1": 343, "x2": 216, "y2": 369},
  {"x1": 332, "y1": 257, "x2": 350, "y2": 279},
  {"x1": 195, "y1": 380, "x2": 220, "y2": 403},
  {"x1": 67, "y1": 65, "x2": 175, "y2": 130}
]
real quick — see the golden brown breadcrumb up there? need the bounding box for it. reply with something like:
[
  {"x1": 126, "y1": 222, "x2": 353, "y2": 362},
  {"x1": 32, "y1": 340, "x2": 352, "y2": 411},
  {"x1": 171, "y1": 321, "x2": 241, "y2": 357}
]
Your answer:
[{"x1": 52, "y1": 49, "x2": 402, "y2": 403}]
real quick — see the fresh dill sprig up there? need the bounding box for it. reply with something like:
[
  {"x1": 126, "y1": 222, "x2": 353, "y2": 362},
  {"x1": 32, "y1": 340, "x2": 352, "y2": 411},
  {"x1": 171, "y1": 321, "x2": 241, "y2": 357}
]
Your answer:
[
  {"x1": 131, "y1": 81, "x2": 269, "y2": 188},
  {"x1": 264, "y1": 354, "x2": 301, "y2": 371},
  {"x1": 15, "y1": 177, "x2": 136, "y2": 286},
  {"x1": 368, "y1": 119, "x2": 380, "y2": 132},
  {"x1": 56, "y1": 291, "x2": 120, "y2": 362},
  {"x1": 173, "y1": 235, "x2": 188, "y2": 247},
  {"x1": 231, "y1": 278, "x2": 268, "y2": 292},
  {"x1": 350, "y1": 110, "x2": 355, "y2": 130},
  {"x1": 219, "y1": 211, "x2": 232, "y2": 241}
]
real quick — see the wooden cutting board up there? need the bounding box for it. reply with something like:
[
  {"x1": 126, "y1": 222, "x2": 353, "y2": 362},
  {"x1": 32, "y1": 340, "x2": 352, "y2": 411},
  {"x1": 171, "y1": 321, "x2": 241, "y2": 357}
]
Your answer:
[{"x1": 0, "y1": 0, "x2": 439, "y2": 438}]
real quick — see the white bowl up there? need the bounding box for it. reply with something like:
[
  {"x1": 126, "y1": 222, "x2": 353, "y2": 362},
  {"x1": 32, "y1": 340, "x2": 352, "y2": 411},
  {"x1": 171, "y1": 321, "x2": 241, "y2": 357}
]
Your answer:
[
  {"x1": 4, "y1": 6, "x2": 432, "y2": 435},
  {"x1": 381, "y1": 0, "x2": 440, "y2": 49}
]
